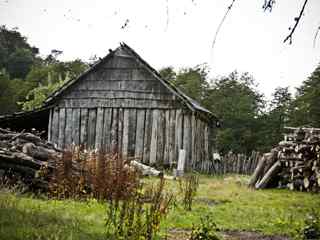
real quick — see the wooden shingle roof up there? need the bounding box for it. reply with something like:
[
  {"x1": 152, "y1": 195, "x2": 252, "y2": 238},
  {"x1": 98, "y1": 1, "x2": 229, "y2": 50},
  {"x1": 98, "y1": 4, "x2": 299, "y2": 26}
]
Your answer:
[{"x1": 44, "y1": 43, "x2": 218, "y2": 122}]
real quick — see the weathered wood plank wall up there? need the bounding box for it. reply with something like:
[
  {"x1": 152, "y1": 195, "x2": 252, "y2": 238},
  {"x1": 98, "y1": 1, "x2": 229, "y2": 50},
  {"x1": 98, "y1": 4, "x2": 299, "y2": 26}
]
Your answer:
[
  {"x1": 47, "y1": 48, "x2": 216, "y2": 170},
  {"x1": 48, "y1": 107, "x2": 215, "y2": 170}
]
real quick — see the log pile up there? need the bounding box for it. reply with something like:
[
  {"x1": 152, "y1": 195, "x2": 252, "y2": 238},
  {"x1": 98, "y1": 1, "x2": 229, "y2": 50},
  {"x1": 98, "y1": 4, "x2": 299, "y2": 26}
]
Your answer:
[
  {"x1": 249, "y1": 127, "x2": 320, "y2": 192},
  {"x1": 0, "y1": 128, "x2": 61, "y2": 188}
]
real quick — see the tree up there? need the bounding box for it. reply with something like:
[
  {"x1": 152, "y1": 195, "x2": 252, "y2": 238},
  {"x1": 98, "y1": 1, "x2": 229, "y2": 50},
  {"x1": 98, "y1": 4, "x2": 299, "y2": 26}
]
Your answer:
[
  {"x1": 0, "y1": 25, "x2": 38, "y2": 79},
  {"x1": 0, "y1": 69, "x2": 29, "y2": 114},
  {"x1": 288, "y1": 63, "x2": 320, "y2": 127},
  {"x1": 259, "y1": 87, "x2": 292, "y2": 150},
  {"x1": 21, "y1": 59, "x2": 88, "y2": 110},
  {"x1": 160, "y1": 65, "x2": 210, "y2": 104},
  {"x1": 205, "y1": 71, "x2": 265, "y2": 154}
]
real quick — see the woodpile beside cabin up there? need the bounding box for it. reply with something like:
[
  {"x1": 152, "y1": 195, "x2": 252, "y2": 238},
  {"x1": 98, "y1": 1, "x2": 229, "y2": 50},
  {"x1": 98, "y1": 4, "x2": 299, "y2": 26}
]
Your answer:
[{"x1": 0, "y1": 43, "x2": 219, "y2": 171}]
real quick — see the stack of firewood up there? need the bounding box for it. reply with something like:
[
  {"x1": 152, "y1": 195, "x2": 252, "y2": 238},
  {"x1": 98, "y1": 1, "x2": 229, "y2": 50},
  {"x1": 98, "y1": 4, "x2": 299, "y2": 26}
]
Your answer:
[
  {"x1": 0, "y1": 128, "x2": 61, "y2": 188},
  {"x1": 249, "y1": 127, "x2": 320, "y2": 192}
]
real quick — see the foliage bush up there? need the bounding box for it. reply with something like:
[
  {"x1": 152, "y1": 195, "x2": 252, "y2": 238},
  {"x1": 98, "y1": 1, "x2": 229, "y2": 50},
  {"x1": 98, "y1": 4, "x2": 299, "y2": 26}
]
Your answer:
[
  {"x1": 105, "y1": 178, "x2": 174, "y2": 240},
  {"x1": 295, "y1": 209, "x2": 320, "y2": 240},
  {"x1": 179, "y1": 174, "x2": 199, "y2": 211},
  {"x1": 190, "y1": 214, "x2": 221, "y2": 240}
]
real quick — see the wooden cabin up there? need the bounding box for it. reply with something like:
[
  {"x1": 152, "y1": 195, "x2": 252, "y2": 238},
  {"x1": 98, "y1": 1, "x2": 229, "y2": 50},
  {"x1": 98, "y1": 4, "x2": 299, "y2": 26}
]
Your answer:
[{"x1": 0, "y1": 43, "x2": 219, "y2": 171}]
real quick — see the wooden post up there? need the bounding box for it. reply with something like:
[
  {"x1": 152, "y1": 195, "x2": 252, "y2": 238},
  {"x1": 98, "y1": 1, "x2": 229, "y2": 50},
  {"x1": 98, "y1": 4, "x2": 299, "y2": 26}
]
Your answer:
[{"x1": 177, "y1": 149, "x2": 186, "y2": 176}]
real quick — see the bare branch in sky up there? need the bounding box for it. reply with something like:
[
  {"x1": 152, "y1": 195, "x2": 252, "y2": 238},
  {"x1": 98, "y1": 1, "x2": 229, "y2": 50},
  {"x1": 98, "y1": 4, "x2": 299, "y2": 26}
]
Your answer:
[
  {"x1": 211, "y1": 0, "x2": 236, "y2": 50},
  {"x1": 283, "y1": 0, "x2": 309, "y2": 44},
  {"x1": 313, "y1": 25, "x2": 320, "y2": 48}
]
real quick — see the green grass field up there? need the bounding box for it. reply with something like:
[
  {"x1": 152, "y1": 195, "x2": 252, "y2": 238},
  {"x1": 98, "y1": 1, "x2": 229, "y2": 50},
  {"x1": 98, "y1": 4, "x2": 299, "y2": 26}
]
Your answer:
[{"x1": 1, "y1": 175, "x2": 319, "y2": 240}]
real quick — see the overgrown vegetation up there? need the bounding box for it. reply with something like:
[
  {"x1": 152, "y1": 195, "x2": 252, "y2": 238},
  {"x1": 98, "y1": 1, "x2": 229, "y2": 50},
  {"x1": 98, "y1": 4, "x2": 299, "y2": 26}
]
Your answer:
[
  {"x1": 179, "y1": 174, "x2": 200, "y2": 211},
  {"x1": 190, "y1": 214, "x2": 221, "y2": 240},
  {"x1": 48, "y1": 148, "x2": 140, "y2": 200},
  {"x1": 47, "y1": 147, "x2": 174, "y2": 240},
  {"x1": 295, "y1": 209, "x2": 320, "y2": 240},
  {"x1": 2, "y1": 175, "x2": 320, "y2": 239},
  {"x1": 105, "y1": 178, "x2": 174, "y2": 240}
]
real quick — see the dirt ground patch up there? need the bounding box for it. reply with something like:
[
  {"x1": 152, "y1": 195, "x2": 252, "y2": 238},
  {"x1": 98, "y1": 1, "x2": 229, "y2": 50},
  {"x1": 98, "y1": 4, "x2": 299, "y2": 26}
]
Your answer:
[
  {"x1": 167, "y1": 229, "x2": 291, "y2": 240},
  {"x1": 222, "y1": 230, "x2": 290, "y2": 240}
]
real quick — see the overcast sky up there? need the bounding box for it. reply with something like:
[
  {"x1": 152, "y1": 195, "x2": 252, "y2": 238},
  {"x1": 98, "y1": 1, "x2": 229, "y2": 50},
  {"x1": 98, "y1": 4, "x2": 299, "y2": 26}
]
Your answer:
[{"x1": 1, "y1": 0, "x2": 319, "y2": 99}]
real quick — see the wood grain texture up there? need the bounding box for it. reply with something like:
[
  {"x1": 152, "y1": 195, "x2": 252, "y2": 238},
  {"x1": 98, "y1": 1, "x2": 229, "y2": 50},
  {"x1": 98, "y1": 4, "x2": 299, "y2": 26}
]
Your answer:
[
  {"x1": 65, "y1": 108, "x2": 73, "y2": 147},
  {"x1": 48, "y1": 108, "x2": 52, "y2": 141},
  {"x1": 95, "y1": 108, "x2": 104, "y2": 149},
  {"x1": 156, "y1": 110, "x2": 165, "y2": 165},
  {"x1": 168, "y1": 110, "x2": 176, "y2": 166},
  {"x1": 163, "y1": 110, "x2": 170, "y2": 166},
  {"x1": 135, "y1": 109, "x2": 145, "y2": 161},
  {"x1": 149, "y1": 109, "x2": 159, "y2": 165},
  {"x1": 175, "y1": 109, "x2": 183, "y2": 160},
  {"x1": 72, "y1": 108, "x2": 80, "y2": 146},
  {"x1": 51, "y1": 108, "x2": 59, "y2": 144},
  {"x1": 110, "y1": 108, "x2": 118, "y2": 152},
  {"x1": 122, "y1": 109, "x2": 129, "y2": 157},
  {"x1": 103, "y1": 108, "x2": 112, "y2": 152},
  {"x1": 128, "y1": 109, "x2": 137, "y2": 157},
  {"x1": 58, "y1": 108, "x2": 66, "y2": 148},
  {"x1": 182, "y1": 114, "x2": 191, "y2": 170},
  {"x1": 191, "y1": 114, "x2": 196, "y2": 169},
  {"x1": 88, "y1": 108, "x2": 97, "y2": 148},
  {"x1": 57, "y1": 98, "x2": 178, "y2": 109},
  {"x1": 118, "y1": 108, "x2": 123, "y2": 155},
  {"x1": 142, "y1": 109, "x2": 152, "y2": 164},
  {"x1": 80, "y1": 108, "x2": 88, "y2": 147}
]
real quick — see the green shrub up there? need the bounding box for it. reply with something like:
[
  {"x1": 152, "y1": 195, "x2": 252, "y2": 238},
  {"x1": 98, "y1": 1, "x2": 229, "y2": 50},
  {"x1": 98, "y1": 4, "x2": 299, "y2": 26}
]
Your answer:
[
  {"x1": 105, "y1": 178, "x2": 174, "y2": 240},
  {"x1": 295, "y1": 209, "x2": 320, "y2": 240},
  {"x1": 190, "y1": 214, "x2": 221, "y2": 240}
]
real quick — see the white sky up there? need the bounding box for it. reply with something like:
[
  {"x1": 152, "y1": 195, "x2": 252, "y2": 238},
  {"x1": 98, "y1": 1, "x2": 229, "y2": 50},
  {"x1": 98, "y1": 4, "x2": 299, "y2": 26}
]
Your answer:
[{"x1": 1, "y1": 0, "x2": 320, "y2": 99}]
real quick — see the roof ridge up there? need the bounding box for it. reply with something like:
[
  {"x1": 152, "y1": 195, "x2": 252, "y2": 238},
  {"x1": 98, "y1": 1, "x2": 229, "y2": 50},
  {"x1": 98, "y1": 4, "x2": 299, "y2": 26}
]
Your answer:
[{"x1": 43, "y1": 43, "x2": 218, "y2": 122}]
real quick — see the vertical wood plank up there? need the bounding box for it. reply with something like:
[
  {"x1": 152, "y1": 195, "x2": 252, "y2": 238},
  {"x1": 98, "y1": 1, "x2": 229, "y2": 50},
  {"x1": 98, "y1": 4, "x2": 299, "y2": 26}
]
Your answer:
[
  {"x1": 183, "y1": 114, "x2": 191, "y2": 170},
  {"x1": 196, "y1": 119, "x2": 201, "y2": 171},
  {"x1": 48, "y1": 108, "x2": 52, "y2": 142},
  {"x1": 175, "y1": 109, "x2": 182, "y2": 161},
  {"x1": 156, "y1": 110, "x2": 165, "y2": 165},
  {"x1": 72, "y1": 108, "x2": 80, "y2": 146},
  {"x1": 64, "y1": 108, "x2": 73, "y2": 148},
  {"x1": 142, "y1": 109, "x2": 152, "y2": 164},
  {"x1": 163, "y1": 110, "x2": 170, "y2": 166},
  {"x1": 191, "y1": 113, "x2": 196, "y2": 169},
  {"x1": 204, "y1": 124, "x2": 209, "y2": 165},
  {"x1": 122, "y1": 109, "x2": 129, "y2": 157},
  {"x1": 110, "y1": 108, "x2": 118, "y2": 152},
  {"x1": 103, "y1": 108, "x2": 112, "y2": 152},
  {"x1": 149, "y1": 109, "x2": 159, "y2": 165},
  {"x1": 168, "y1": 110, "x2": 176, "y2": 166},
  {"x1": 88, "y1": 108, "x2": 97, "y2": 149},
  {"x1": 51, "y1": 108, "x2": 60, "y2": 144},
  {"x1": 80, "y1": 108, "x2": 88, "y2": 148},
  {"x1": 95, "y1": 107, "x2": 104, "y2": 150},
  {"x1": 128, "y1": 109, "x2": 137, "y2": 157},
  {"x1": 200, "y1": 120, "x2": 205, "y2": 171},
  {"x1": 135, "y1": 109, "x2": 145, "y2": 161},
  {"x1": 118, "y1": 108, "x2": 124, "y2": 155},
  {"x1": 58, "y1": 108, "x2": 66, "y2": 148}
]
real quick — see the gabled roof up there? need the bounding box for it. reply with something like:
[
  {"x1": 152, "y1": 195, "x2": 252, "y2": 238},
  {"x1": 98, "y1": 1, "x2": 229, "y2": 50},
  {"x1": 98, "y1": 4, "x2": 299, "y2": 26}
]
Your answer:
[{"x1": 44, "y1": 42, "x2": 218, "y2": 122}]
